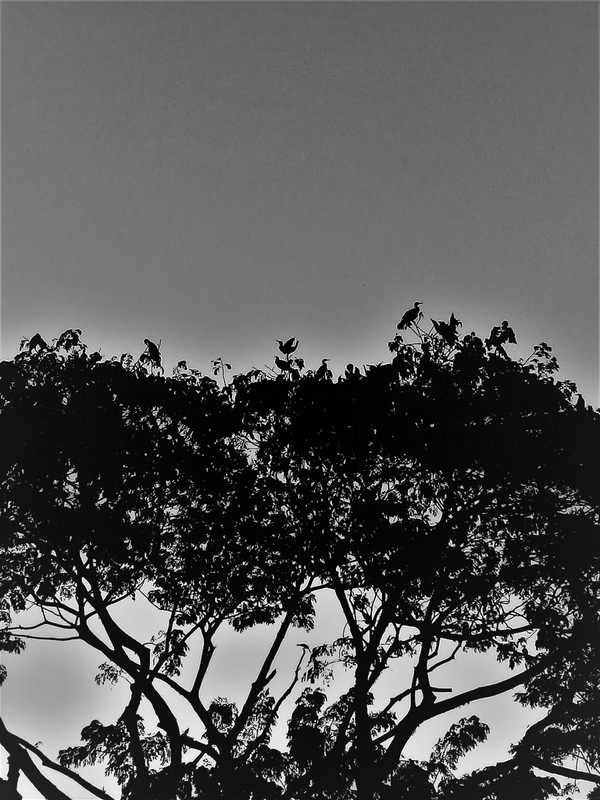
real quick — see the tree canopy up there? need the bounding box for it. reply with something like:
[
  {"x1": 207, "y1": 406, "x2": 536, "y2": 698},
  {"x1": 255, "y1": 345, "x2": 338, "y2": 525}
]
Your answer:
[{"x1": 0, "y1": 315, "x2": 599, "y2": 800}]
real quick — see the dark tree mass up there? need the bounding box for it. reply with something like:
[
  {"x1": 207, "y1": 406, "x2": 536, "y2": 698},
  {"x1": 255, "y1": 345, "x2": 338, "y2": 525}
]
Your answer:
[{"x1": 0, "y1": 312, "x2": 599, "y2": 800}]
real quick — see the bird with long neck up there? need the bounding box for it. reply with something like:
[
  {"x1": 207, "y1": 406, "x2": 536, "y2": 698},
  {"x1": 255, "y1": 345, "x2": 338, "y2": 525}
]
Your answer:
[
  {"x1": 397, "y1": 301, "x2": 423, "y2": 330},
  {"x1": 315, "y1": 358, "x2": 332, "y2": 380},
  {"x1": 143, "y1": 338, "x2": 161, "y2": 366}
]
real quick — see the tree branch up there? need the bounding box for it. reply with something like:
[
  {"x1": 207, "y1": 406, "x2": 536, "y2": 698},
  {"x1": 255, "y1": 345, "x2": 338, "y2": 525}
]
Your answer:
[
  {"x1": 0, "y1": 717, "x2": 102, "y2": 800},
  {"x1": 530, "y1": 758, "x2": 600, "y2": 785},
  {"x1": 230, "y1": 604, "x2": 299, "y2": 744}
]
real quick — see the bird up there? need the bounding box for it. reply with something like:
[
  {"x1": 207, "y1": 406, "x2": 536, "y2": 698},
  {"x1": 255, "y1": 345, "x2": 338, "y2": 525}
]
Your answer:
[
  {"x1": 575, "y1": 393, "x2": 586, "y2": 412},
  {"x1": 430, "y1": 318, "x2": 452, "y2": 343},
  {"x1": 344, "y1": 363, "x2": 361, "y2": 381},
  {"x1": 315, "y1": 358, "x2": 332, "y2": 380},
  {"x1": 449, "y1": 313, "x2": 462, "y2": 331},
  {"x1": 277, "y1": 337, "x2": 299, "y2": 356},
  {"x1": 275, "y1": 356, "x2": 298, "y2": 375},
  {"x1": 485, "y1": 321, "x2": 517, "y2": 357},
  {"x1": 430, "y1": 314, "x2": 461, "y2": 346},
  {"x1": 57, "y1": 328, "x2": 84, "y2": 352},
  {"x1": 397, "y1": 302, "x2": 423, "y2": 330},
  {"x1": 28, "y1": 333, "x2": 48, "y2": 353},
  {"x1": 500, "y1": 320, "x2": 516, "y2": 344},
  {"x1": 143, "y1": 338, "x2": 161, "y2": 366}
]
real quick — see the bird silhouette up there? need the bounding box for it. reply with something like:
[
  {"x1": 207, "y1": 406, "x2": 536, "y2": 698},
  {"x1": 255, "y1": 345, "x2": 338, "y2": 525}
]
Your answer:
[
  {"x1": 277, "y1": 337, "x2": 299, "y2": 356},
  {"x1": 143, "y1": 338, "x2": 161, "y2": 366},
  {"x1": 57, "y1": 328, "x2": 83, "y2": 351},
  {"x1": 344, "y1": 363, "x2": 361, "y2": 381},
  {"x1": 275, "y1": 356, "x2": 298, "y2": 376},
  {"x1": 430, "y1": 314, "x2": 461, "y2": 346},
  {"x1": 397, "y1": 302, "x2": 423, "y2": 330},
  {"x1": 450, "y1": 313, "x2": 462, "y2": 331},
  {"x1": 500, "y1": 320, "x2": 516, "y2": 344},
  {"x1": 315, "y1": 358, "x2": 332, "y2": 380},
  {"x1": 485, "y1": 321, "x2": 517, "y2": 357},
  {"x1": 28, "y1": 333, "x2": 48, "y2": 353}
]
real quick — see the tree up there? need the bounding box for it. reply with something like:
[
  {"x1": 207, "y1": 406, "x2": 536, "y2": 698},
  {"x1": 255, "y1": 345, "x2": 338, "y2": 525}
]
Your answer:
[{"x1": 0, "y1": 317, "x2": 598, "y2": 799}]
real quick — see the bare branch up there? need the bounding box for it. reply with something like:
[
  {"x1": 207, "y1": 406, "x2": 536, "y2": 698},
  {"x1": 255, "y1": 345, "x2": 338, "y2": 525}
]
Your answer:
[{"x1": 530, "y1": 758, "x2": 600, "y2": 785}]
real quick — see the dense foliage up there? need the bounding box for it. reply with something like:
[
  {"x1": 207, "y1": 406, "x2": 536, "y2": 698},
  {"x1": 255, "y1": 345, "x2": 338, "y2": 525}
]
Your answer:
[{"x1": 0, "y1": 316, "x2": 598, "y2": 800}]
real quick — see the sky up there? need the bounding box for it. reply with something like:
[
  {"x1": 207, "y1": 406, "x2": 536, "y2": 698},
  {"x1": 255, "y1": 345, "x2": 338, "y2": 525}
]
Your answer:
[
  {"x1": 1, "y1": 1, "x2": 598, "y2": 797},
  {"x1": 2, "y1": 1, "x2": 598, "y2": 403}
]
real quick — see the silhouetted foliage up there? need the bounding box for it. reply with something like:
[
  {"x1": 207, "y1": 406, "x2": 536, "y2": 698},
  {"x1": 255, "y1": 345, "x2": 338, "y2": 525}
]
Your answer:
[{"x1": 0, "y1": 315, "x2": 599, "y2": 799}]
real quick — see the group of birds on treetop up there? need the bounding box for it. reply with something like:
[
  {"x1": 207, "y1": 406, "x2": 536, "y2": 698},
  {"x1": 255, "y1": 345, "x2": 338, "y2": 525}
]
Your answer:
[
  {"x1": 22, "y1": 308, "x2": 595, "y2": 411},
  {"x1": 274, "y1": 337, "x2": 332, "y2": 380},
  {"x1": 12, "y1": 321, "x2": 594, "y2": 413},
  {"x1": 397, "y1": 301, "x2": 462, "y2": 347},
  {"x1": 396, "y1": 301, "x2": 518, "y2": 358},
  {"x1": 274, "y1": 337, "x2": 302, "y2": 377}
]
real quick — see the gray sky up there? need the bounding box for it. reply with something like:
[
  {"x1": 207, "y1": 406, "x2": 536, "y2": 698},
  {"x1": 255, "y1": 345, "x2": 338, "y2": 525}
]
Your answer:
[
  {"x1": 2, "y1": 1, "x2": 598, "y2": 402},
  {"x1": 0, "y1": 2, "x2": 598, "y2": 796}
]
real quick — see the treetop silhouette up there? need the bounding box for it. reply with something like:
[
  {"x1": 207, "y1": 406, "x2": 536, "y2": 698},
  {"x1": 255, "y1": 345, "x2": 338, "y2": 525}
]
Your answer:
[{"x1": 1, "y1": 310, "x2": 599, "y2": 799}]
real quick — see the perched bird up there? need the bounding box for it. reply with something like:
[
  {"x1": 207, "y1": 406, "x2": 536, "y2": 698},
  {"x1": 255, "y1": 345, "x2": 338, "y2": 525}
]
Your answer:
[
  {"x1": 143, "y1": 338, "x2": 161, "y2": 366},
  {"x1": 500, "y1": 320, "x2": 516, "y2": 344},
  {"x1": 575, "y1": 393, "x2": 586, "y2": 412},
  {"x1": 485, "y1": 321, "x2": 517, "y2": 357},
  {"x1": 430, "y1": 318, "x2": 452, "y2": 344},
  {"x1": 344, "y1": 363, "x2": 361, "y2": 381},
  {"x1": 275, "y1": 356, "x2": 298, "y2": 375},
  {"x1": 397, "y1": 302, "x2": 423, "y2": 330},
  {"x1": 57, "y1": 328, "x2": 83, "y2": 351},
  {"x1": 450, "y1": 313, "x2": 462, "y2": 331},
  {"x1": 277, "y1": 337, "x2": 299, "y2": 356},
  {"x1": 315, "y1": 358, "x2": 332, "y2": 381},
  {"x1": 28, "y1": 333, "x2": 48, "y2": 353},
  {"x1": 430, "y1": 314, "x2": 461, "y2": 346}
]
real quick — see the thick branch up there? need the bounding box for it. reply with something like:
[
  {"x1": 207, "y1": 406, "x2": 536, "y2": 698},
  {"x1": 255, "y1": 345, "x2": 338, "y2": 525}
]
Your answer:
[
  {"x1": 119, "y1": 684, "x2": 150, "y2": 797},
  {"x1": 530, "y1": 758, "x2": 600, "y2": 785},
  {"x1": 377, "y1": 651, "x2": 555, "y2": 781},
  {"x1": 330, "y1": 571, "x2": 364, "y2": 657},
  {"x1": 76, "y1": 613, "x2": 185, "y2": 773},
  {"x1": 240, "y1": 646, "x2": 308, "y2": 763},
  {"x1": 0, "y1": 718, "x2": 78, "y2": 800},
  {"x1": 14, "y1": 735, "x2": 117, "y2": 800},
  {"x1": 189, "y1": 624, "x2": 217, "y2": 698},
  {"x1": 230, "y1": 605, "x2": 298, "y2": 744}
]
